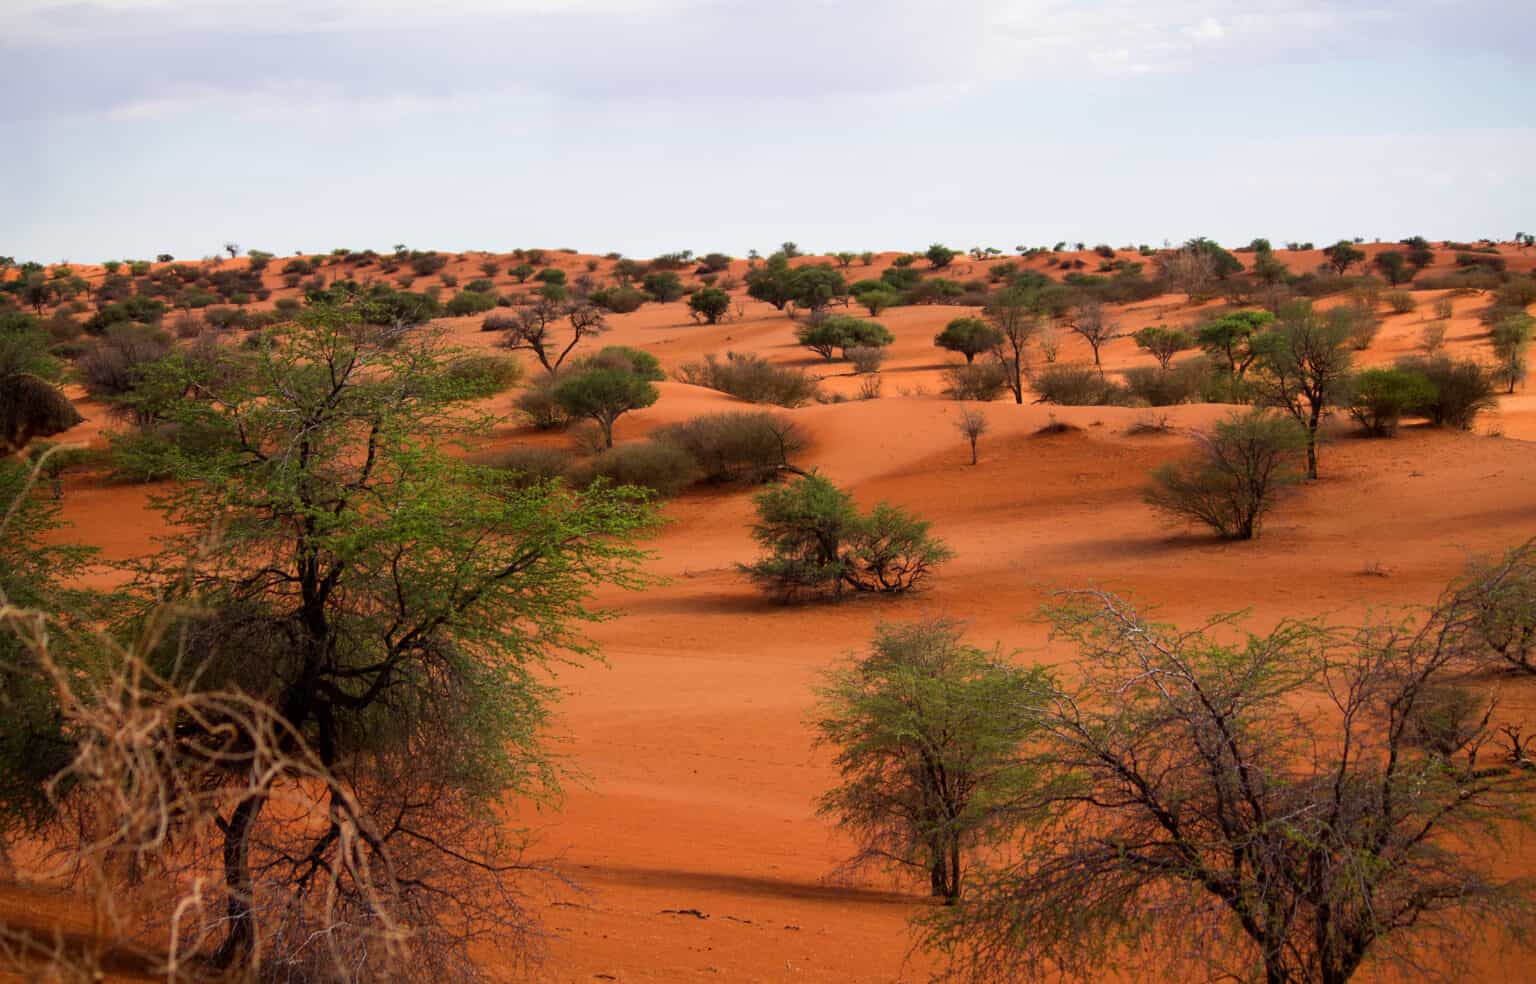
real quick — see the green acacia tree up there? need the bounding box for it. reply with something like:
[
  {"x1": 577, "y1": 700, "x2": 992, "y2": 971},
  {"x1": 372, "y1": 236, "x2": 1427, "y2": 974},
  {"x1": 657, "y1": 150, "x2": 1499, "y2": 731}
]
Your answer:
[
  {"x1": 105, "y1": 302, "x2": 658, "y2": 975},
  {"x1": 935, "y1": 317, "x2": 1004, "y2": 365},
  {"x1": 1250, "y1": 302, "x2": 1353, "y2": 479},
  {"x1": 926, "y1": 588, "x2": 1536, "y2": 984},
  {"x1": 553, "y1": 358, "x2": 660, "y2": 448},
  {"x1": 813, "y1": 619, "x2": 1048, "y2": 904}
]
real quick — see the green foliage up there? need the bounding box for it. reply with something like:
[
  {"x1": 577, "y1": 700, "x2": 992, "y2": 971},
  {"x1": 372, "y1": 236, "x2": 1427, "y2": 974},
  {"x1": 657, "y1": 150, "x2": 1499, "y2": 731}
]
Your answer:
[
  {"x1": 1196, "y1": 310, "x2": 1272, "y2": 378},
  {"x1": 745, "y1": 254, "x2": 796, "y2": 310},
  {"x1": 113, "y1": 302, "x2": 659, "y2": 968},
  {"x1": 643, "y1": 270, "x2": 684, "y2": 302},
  {"x1": 675, "y1": 352, "x2": 819, "y2": 407},
  {"x1": 591, "y1": 285, "x2": 647, "y2": 313},
  {"x1": 1324, "y1": 240, "x2": 1367, "y2": 274},
  {"x1": 0, "y1": 457, "x2": 97, "y2": 832},
  {"x1": 925, "y1": 243, "x2": 958, "y2": 270},
  {"x1": 813, "y1": 619, "x2": 1048, "y2": 902},
  {"x1": 1491, "y1": 313, "x2": 1534, "y2": 393},
  {"x1": 742, "y1": 475, "x2": 951, "y2": 601},
  {"x1": 1396, "y1": 355, "x2": 1498, "y2": 429},
  {"x1": 553, "y1": 362, "x2": 660, "y2": 448},
  {"x1": 443, "y1": 290, "x2": 498, "y2": 317},
  {"x1": 442, "y1": 352, "x2": 524, "y2": 398},
  {"x1": 1131, "y1": 325, "x2": 1193, "y2": 369},
  {"x1": 852, "y1": 283, "x2": 900, "y2": 316},
  {"x1": 935, "y1": 317, "x2": 1004, "y2": 364},
  {"x1": 796, "y1": 314, "x2": 892, "y2": 360},
  {"x1": 688, "y1": 286, "x2": 731, "y2": 324},
  {"x1": 1373, "y1": 250, "x2": 1414, "y2": 285},
  {"x1": 789, "y1": 265, "x2": 848, "y2": 313},
  {"x1": 583, "y1": 344, "x2": 665, "y2": 381},
  {"x1": 1348, "y1": 367, "x2": 1436, "y2": 436},
  {"x1": 1249, "y1": 302, "x2": 1354, "y2": 478}
]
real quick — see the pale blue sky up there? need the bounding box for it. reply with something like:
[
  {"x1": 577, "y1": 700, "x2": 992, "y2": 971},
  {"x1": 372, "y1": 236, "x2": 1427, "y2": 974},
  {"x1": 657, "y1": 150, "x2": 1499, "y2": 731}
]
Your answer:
[{"x1": 5, "y1": 0, "x2": 1533, "y2": 263}]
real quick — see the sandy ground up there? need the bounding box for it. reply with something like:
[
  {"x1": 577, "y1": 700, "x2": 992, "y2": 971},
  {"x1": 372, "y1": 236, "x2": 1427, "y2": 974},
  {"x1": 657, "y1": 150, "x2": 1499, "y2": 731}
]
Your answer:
[{"x1": 8, "y1": 243, "x2": 1536, "y2": 981}]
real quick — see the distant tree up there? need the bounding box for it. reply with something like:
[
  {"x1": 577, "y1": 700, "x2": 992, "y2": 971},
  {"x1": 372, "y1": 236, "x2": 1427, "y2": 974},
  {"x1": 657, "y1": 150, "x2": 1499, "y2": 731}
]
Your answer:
[
  {"x1": 1145, "y1": 410, "x2": 1306, "y2": 539},
  {"x1": 1373, "y1": 250, "x2": 1414, "y2": 286},
  {"x1": 780, "y1": 241, "x2": 802, "y2": 259},
  {"x1": 926, "y1": 243, "x2": 958, "y2": 270},
  {"x1": 1131, "y1": 325, "x2": 1193, "y2": 370},
  {"x1": 927, "y1": 586, "x2": 1536, "y2": 984},
  {"x1": 1251, "y1": 247, "x2": 1288, "y2": 286},
  {"x1": 796, "y1": 315, "x2": 891, "y2": 361},
  {"x1": 1196, "y1": 310, "x2": 1272, "y2": 379},
  {"x1": 1249, "y1": 302, "x2": 1353, "y2": 479},
  {"x1": 643, "y1": 270, "x2": 685, "y2": 303},
  {"x1": 1065, "y1": 301, "x2": 1120, "y2": 374},
  {"x1": 1492, "y1": 313, "x2": 1534, "y2": 393},
  {"x1": 955, "y1": 407, "x2": 989, "y2": 464},
  {"x1": 553, "y1": 361, "x2": 660, "y2": 448},
  {"x1": 688, "y1": 286, "x2": 731, "y2": 324},
  {"x1": 493, "y1": 299, "x2": 608, "y2": 375},
  {"x1": 745, "y1": 253, "x2": 796, "y2": 310},
  {"x1": 935, "y1": 317, "x2": 1005, "y2": 365},
  {"x1": 1324, "y1": 240, "x2": 1366, "y2": 275},
  {"x1": 788, "y1": 265, "x2": 848, "y2": 314},
  {"x1": 986, "y1": 288, "x2": 1044, "y2": 404},
  {"x1": 19, "y1": 274, "x2": 54, "y2": 314},
  {"x1": 834, "y1": 251, "x2": 857, "y2": 268},
  {"x1": 813, "y1": 619, "x2": 1047, "y2": 904},
  {"x1": 509, "y1": 263, "x2": 535, "y2": 283},
  {"x1": 223, "y1": 242, "x2": 240, "y2": 258}
]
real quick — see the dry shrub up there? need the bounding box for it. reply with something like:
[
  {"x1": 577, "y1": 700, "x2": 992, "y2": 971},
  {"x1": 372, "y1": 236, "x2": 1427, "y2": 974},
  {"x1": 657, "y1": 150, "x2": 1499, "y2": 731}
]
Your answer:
[
  {"x1": 568, "y1": 439, "x2": 700, "y2": 496},
  {"x1": 943, "y1": 362, "x2": 1009, "y2": 401},
  {"x1": 675, "y1": 352, "x2": 819, "y2": 407},
  {"x1": 652, "y1": 411, "x2": 805, "y2": 484}
]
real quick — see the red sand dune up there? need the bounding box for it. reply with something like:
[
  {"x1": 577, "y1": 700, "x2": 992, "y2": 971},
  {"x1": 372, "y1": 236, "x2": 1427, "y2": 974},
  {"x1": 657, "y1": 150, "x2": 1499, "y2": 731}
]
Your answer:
[{"x1": 9, "y1": 242, "x2": 1536, "y2": 981}]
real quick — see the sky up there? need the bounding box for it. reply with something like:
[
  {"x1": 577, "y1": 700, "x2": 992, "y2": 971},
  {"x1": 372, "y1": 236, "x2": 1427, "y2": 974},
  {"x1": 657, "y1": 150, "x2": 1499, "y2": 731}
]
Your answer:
[{"x1": 4, "y1": 0, "x2": 1534, "y2": 263}]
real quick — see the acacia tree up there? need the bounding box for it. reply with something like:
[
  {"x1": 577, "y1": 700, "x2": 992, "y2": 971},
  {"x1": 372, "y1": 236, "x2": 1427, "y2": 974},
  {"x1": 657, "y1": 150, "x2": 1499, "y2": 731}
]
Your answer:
[
  {"x1": 103, "y1": 303, "x2": 657, "y2": 975},
  {"x1": 1144, "y1": 410, "x2": 1307, "y2": 540},
  {"x1": 1132, "y1": 325, "x2": 1193, "y2": 370},
  {"x1": 493, "y1": 299, "x2": 608, "y2": 374},
  {"x1": 926, "y1": 588, "x2": 1536, "y2": 984},
  {"x1": 985, "y1": 287, "x2": 1042, "y2": 404},
  {"x1": 935, "y1": 317, "x2": 1004, "y2": 365},
  {"x1": 1249, "y1": 302, "x2": 1353, "y2": 479},
  {"x1": 813, "y1": 619, "x2": 1047, "y2": 904},
  {"x1": 552, "y1": 357, "x2": 660, "y2": 448},
  {"x1": 1324, "y1": 240, "x2": 1366, "y2": 275},
  {"x1": 1066, "y1": 301, "x2": 1120, "y2": 375},
  {"x1": 1197, "y1": 310, "x2": 1273, "y2": 380}
]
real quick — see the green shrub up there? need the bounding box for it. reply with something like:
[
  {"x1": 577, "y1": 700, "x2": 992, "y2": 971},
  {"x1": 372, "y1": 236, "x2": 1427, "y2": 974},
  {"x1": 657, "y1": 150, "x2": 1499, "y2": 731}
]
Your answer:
[
  {"x1": 1396, "y1": 356, "x2": 1497, "y2": 429},
  {"x1": 443, "y1": 353, "x2": 524, "y2": 397},
  {"x1": 675, "y1": 352, "x2": 819, "y2": 407},
  {"x1": 651, "y1": 411, "x2": 804, "y2": 484},
  {"x1": 591, "y1": 286, "x2": 646, "y2": 313},
  {"x1": 796, "y1": 314, "x2": 892, "y2": 360},
  {"x1": 741, "y1": 475, "x2": 951, "y2": 601},
  {"x1": 926, "y1": 243, "x2": 957, "y2": 269},
  {"x1": 1031, "y1": 363, "x2": 1130, "y2": 406},
  {"x1": 582, "y1": 345, "x2": 665, "y2": 381},
  {"x1": 935, "y1": 317, "x2": 1004, "y2": 364},
  {"x1": 1384, "y1": 290, "x2": 1417, "y2": 314},
  {"x1": 643, "y1": 271, "x2": 684, "y2": 302},
  {"x1": 552, "y1": 363, "x2": 659, "y2": 447},
  {"x1": 1348, "y1": 367, "x2": 1435, "y2": 436},
  {"x1": 1132, "y1": 325, "x2": 1194, "y2": 369},
  {"x1": 444, "y1": 290, "x2": 498, "y2": 317},
  {"x1": 688, "y1": 287, "x2": 731, "y2": 324},
  {"x1": 569, "y1": 440, "x2": 699, "y2": 497}
]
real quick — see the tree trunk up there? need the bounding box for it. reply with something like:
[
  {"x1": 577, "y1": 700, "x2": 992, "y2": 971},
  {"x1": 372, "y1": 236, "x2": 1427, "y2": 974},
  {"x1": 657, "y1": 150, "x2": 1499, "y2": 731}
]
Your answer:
[{"x1": 212, "y1": 792, "x2": 267, "y2": 969}]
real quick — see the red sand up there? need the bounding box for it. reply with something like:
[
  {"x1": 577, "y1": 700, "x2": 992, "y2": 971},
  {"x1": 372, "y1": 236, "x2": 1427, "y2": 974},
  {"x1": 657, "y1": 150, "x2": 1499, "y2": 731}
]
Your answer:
[{"x1": 10, "y1": 242, "x2": 1536, "y2": 981}]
